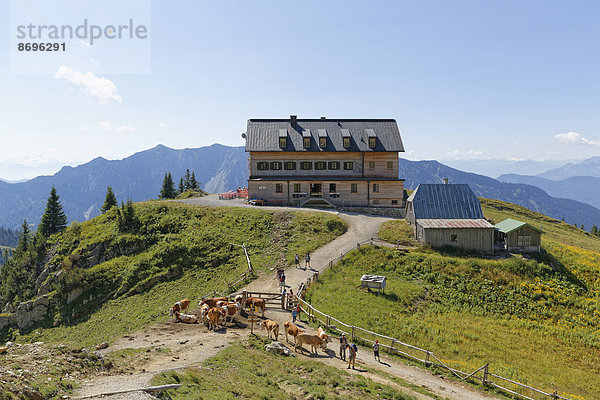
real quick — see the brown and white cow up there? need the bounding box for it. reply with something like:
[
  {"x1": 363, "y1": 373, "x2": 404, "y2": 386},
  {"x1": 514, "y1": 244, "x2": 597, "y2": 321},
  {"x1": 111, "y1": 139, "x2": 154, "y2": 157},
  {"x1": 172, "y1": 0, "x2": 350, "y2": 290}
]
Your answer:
[
  {"x1": 169, "y1": 299, "x2": 191, "y2": 319},
  {"x1": 234, "y1": 294, "x2": 243, "y2": 304},
  {"x1": 174, "y1": 311, "x2": 197, "y2": 324},
  {"x1": 221, "y1": 303, "x2": 240, "y2": 324},
  {"x1": 316, "y1": 327, "x2": 331, "y2": 349},
  {"x1": 207, "y1": 307, "x2": 222, "y2": 331},
  {"x1": 199, "y1": 304, "x2": 210, "y2": 325},
  {"x1": 283, "y1": 321, "x2": 304, "y2": 344},
  {"x1": 261, "y1": 319, "x2": 279, "y2": 341},
  {"x1": 245, "y1": 297, "x2": 266, "y2": 317},
  {"x1": 295, "y1": 333, "x2": 326, "y2": 354},
  {"x1": 199, "y1": 297, "x2": 228, "y2": 309}
]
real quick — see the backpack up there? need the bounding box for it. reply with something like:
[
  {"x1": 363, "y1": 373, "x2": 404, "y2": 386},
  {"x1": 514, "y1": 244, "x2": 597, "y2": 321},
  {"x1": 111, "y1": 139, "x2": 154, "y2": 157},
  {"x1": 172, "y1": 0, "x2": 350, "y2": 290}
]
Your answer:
[{"x1": 352, "y1": 343, "x2": 358, "y2": 352}]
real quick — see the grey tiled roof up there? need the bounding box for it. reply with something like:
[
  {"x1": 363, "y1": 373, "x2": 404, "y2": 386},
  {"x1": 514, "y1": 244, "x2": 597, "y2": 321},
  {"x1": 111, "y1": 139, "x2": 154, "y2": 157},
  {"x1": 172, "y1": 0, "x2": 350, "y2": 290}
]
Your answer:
[
  {"x1": 408, "y1": 184, "x2": 484, "y2": 219},
  {"x1": 245, "y1": 119, "x2": 404, "y2": 152}
]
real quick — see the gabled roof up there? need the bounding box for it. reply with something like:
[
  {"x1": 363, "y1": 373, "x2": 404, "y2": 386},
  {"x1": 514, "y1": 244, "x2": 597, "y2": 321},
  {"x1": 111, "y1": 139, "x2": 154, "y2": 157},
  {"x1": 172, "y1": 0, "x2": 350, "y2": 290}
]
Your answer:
[
  {"x1": 408, "y1": 184, "x2": 484, "y2": 219},
  {"x1": 245, "y1": 118, "x2": 404, "y2": 152},
  {"x1": 495, "y1": 218, "x2": 544, "y2": 234}
]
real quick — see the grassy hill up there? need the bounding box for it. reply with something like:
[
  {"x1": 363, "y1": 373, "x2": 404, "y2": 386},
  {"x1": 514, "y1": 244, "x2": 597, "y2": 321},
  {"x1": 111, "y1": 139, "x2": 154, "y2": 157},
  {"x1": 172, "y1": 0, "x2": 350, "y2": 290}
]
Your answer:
[
  {"x1": 1, "y1": 202, "x2": 346, "y2": 346},
  {"x1": 306, "y1": 198, "x2": 600, "y2": 399}
]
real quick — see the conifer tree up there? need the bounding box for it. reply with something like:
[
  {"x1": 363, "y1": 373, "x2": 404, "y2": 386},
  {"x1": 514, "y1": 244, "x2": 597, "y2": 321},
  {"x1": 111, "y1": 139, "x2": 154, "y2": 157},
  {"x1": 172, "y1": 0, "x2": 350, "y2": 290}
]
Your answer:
[
  {"x1": 184, "y1": 169, "x2": 191, "y2": 190},
  {"x1": 39, "y1": 187, "x2": 67, "y2": 237},
  {"x1": 160, "y1": 172, "x2": 176, "y2": 199},
  {"x1": 189, "y1": 171, "x2": 199, "y2": 190},
  {"x1": 15, "y1": 220, "x2": 30, "y2": 253},
  {"x1": 100, "y1": 186, "x2": 118, "y2": 214},
  {"x1": 179, "y1": 178, "x2": 185, "y2": 194}
]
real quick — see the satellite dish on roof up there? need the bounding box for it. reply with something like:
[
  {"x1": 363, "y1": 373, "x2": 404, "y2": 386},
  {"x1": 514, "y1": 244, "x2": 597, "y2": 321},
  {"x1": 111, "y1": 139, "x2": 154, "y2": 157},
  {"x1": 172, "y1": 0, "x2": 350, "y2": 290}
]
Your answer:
[{"x1": 241, "y1": 133, "x2": 247, "y2": 139}]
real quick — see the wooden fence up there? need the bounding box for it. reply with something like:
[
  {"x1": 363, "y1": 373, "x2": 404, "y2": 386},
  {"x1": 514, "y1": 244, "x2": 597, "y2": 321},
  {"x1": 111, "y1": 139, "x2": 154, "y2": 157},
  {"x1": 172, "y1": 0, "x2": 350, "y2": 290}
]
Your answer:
[{"x1": 296, "y1": 238, "x2": 573, "y2": 400}]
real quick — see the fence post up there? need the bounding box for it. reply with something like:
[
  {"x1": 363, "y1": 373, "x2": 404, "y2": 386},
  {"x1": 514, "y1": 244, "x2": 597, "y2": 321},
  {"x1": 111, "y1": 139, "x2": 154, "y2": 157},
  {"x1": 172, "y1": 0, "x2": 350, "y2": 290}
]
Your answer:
[
  {"x1": 425, "y1": 351, "x2": 431, "y2": 367},
  {"x1": 552, "y1": 391, "x2": 558, "y2": 400},
  {"x1": 351, "y1": 326, "x2": 356, "y2": 342},
  {"x1": 482, "y1": 363, "x2": 489, "y2": 385},
  {"x1": 242, "y1": 290, "x2": 248, "y2": 306},
  {"x1": 389, "y1": 339, "x2": 395, "y2": 353},
  {"x1": 327, "y1": 315, "x2": 331, "y2": 328},
  {"x1": 281, "y1": 294, "x2": 286, "y2": 310}
]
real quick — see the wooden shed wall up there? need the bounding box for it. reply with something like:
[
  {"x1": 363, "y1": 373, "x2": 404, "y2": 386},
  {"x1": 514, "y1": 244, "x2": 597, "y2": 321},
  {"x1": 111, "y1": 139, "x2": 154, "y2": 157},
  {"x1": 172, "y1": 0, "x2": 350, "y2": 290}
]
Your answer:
[
  {"x1": 506, "y1": 225, "x2": 541, "y2": 252},
  {"x1": 417, "y1": 225, "x2": 494, "y2": 254}
]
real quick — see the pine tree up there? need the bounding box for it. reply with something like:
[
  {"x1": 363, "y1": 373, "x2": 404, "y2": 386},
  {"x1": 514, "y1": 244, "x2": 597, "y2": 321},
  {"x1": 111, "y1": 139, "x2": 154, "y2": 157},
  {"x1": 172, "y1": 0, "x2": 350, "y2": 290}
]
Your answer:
[
  {"x1": 15, "y1": 220, "x2": 30, "y2": 253},
  {"x1": 160, "y1": 172, "x2": 176, "y2": 199},
  {"x1": 581, "y1": 224, "x2": 585, "y2": 231},
  {"x1": 100, "y1": 186, "x2": 118, "y2": 214},
  {"x1": 116, "y1": 199, "x2": 140, "y2": 233},
  {"x1": 39, "y1": 187, "x2": 67, "y2": 237},
  {"x1": 184, "y1": 169, "x2": 191, "y2": 190},
  {"x1": 189, "y1": 171, "x2": 199, "y2": 190},
  {"x1": 179, "y1": 178, "x2": 185, "y2": 194}
]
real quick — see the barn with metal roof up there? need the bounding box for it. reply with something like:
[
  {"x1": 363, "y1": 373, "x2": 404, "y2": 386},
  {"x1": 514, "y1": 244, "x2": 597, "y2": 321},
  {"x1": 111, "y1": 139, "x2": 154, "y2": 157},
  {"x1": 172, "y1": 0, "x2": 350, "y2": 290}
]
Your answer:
[{"x1": 406, "y1": 183, "x2": 495, "y2": 254}]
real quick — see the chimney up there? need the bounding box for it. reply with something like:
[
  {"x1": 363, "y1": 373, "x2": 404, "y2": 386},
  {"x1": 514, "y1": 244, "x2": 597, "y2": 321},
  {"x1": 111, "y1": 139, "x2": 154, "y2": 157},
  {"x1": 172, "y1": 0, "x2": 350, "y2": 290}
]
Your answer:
[
  {"x1": 290, "y1": 115, "x2": 297, "y2": 126},
  {"x1": 443, "y1": 178, "x2": 449, "y2": 184},
  {"x1": 321, "y1": 116, "x2": 326, "y2": 120}
]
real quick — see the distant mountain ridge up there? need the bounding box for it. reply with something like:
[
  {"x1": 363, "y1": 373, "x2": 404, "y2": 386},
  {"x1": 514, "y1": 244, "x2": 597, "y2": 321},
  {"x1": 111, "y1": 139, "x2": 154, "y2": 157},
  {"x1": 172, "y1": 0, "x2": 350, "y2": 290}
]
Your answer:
[
  {"x1": 0, "y1": 144, "x2": 247, "y2": 229},
  {"x1": 497, "y1": 174, "x2": 600, "y2": 210},
  {"x1": 399, "y1": 159, "x2": 600, "y2": 229},
  {"x1": 536, "y1": 156, "x2": 600, "y2": 180}
]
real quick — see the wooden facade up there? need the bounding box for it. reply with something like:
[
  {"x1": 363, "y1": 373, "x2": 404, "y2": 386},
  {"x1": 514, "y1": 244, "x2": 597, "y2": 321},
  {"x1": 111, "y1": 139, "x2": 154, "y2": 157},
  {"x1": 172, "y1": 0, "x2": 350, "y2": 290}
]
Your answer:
[
  {"x1": 245, "y1": 117, "x2": 405, "y2": 208},
  {"x1": 494, "y1": 219, "x2": 542, "y2": 253},
  {"x1": 415, "y1": 222, "x2": 495, "y2": 254}
]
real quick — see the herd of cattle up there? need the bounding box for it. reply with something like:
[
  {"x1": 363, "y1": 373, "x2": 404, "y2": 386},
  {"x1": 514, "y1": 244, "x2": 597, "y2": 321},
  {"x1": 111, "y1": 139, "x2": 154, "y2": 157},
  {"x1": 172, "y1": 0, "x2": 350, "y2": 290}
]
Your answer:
[{"x1": 168, "y1": 296, "x2": 331, "y2": 354}]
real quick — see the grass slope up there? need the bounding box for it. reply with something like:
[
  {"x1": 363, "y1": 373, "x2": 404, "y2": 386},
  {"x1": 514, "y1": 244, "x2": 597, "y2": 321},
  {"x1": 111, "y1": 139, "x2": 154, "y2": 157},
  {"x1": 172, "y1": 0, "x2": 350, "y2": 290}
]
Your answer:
[
  {"x1": 4, "y1": 202, "x2": 346, "y2": 347},
  {"x1": 151, "y1": 335, "x2": 417, "y2": 400},
  {"x1": 306, "y1": 199, "x2": 600, "y2": 399}
]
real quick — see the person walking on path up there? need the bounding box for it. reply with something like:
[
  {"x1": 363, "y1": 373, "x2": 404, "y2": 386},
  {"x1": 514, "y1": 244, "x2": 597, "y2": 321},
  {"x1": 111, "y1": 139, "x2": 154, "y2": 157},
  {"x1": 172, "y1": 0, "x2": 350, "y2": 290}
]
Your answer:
[
  {"x1": 347, "y1": 342, "x2": 358, "y2": 369},
  {"x1": 305, "y1": 252, "x2": 311, "y2": 269},
  {"x1": 295, "y1": 253, "x2": 300, "y2": 268},
  {"x1": 339, "y1": 333, "x2": 348, "y2": 361},
  {"x1": 292, "y1": 308, "x2": 297, "y2": 323},
  {"x1": 373, "y1": 340, "x2": 380, "y2": 362},
  {"x1": 279, "y1": 272, "x2": 286, "y2": 289}
]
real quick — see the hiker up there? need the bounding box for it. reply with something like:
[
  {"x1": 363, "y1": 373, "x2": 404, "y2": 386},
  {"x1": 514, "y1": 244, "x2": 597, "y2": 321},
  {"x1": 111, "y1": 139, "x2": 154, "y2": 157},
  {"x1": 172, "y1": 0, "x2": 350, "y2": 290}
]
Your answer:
[
  {"x1": 373, "y1": 340, "x2": 380, "y2": 362},
  {"x1": 339, "y1": 333, "x2": 348, "y2": 361},
  {"x1": 277, "y1": 267, "x2": 283, "y2": 279},
  {"x1": 347, "y1": 342, "x2": 358, "y2": 369},
  {"x1": 279, "y1": 272, "x2": 286, "y2": 288},
  {"x1": 281, "y1": 287, "x2": 287, "y2": 297},
  {"x1": 295, "y1": 253, "x2": 300, "y2": 268},
  {"x1": 291, "y1": 308, "x2": 297, "y2": 322},
  {"x1": 305, "y1": 252, "x2": 311, "y2": 269},
  {"x1": 287, "y1": 289, "x2": 294, "y2": 308}
]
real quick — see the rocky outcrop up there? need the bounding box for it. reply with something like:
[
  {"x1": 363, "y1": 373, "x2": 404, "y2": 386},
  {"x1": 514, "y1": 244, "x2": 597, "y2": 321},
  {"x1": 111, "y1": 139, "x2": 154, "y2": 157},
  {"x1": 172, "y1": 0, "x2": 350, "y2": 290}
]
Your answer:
[
  {"x1": 0, "y1": 313, "x2": 16, "y2": 330},
  {"x1": 14, "y1": 295, "x2": 54, "y2": 330}
]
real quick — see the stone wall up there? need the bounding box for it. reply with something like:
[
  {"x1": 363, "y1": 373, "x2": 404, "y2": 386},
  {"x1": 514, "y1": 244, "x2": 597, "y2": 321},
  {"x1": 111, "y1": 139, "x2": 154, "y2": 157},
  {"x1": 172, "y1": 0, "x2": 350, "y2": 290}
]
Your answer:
[{"x1": 338, "y1": 206, "x2": 405, "y2": 219}]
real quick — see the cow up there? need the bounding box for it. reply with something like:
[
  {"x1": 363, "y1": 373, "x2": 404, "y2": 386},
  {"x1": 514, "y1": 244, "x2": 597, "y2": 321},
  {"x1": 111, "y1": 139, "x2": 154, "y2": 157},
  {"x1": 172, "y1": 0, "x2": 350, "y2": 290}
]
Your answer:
[
  {"x1": 199, "y1": 304, "x2": 210, "y2": 325},
  {"x1": 207, "y1": 307, "x2": 222, "y2": 331},
  {"x1": 295, "y1": 333, "x2": 326, "y2": 354},
  {"x1": 316, "y1": 327, "x2": 331, "y2": 349},
  {"x1": 244, "y1": 297, "x2": 266, "y2": 317},
  {"x1": 283, "y1": 321, "x2": 304, "y2": 344},
  {"x1": 199, "y1": 297, "x2": 228, "y2": 309},
  {"x1": 169, "y1": 299, "x2": 191, "y2": 318},
  {"x1": 222, "y1": 303, "x2": 240, "y2": 324},
  {"x1": 174, "y1": 311, "x2": 197, "y2": 324},
  {"x1": 234, "y1": 294, "x2": 243, "y2": 304},
  {"x1": 261, "y1": 319, "x2": 279, "y2": 341}
]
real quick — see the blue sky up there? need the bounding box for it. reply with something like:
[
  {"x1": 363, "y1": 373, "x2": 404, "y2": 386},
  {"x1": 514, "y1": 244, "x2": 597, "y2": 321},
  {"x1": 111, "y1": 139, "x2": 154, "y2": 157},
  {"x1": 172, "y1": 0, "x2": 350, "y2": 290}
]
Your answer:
[{"x1": 1, "y1": 1, "x2": 599, "y2": 180}]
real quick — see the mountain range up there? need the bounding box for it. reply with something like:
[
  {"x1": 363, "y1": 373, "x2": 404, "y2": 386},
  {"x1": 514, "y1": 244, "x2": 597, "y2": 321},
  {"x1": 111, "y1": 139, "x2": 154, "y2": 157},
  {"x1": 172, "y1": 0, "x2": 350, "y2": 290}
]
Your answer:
[
  {"x1": 0, "y1": 144, "x2": 247, "y2": 229},
  {"x1": 1, "y1": 144, "x2": 599, "y2": 231}
]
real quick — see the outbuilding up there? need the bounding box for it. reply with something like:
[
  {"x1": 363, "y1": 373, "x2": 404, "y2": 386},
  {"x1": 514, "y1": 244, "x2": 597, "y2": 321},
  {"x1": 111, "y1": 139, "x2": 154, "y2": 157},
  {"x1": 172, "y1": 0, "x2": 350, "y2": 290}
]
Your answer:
[
  {"x1": 406, "y1": 183, "x2": 495, "y2": 254},
  {"x1": 494, "y1": 219, "x2": 543, "y2": 253}
]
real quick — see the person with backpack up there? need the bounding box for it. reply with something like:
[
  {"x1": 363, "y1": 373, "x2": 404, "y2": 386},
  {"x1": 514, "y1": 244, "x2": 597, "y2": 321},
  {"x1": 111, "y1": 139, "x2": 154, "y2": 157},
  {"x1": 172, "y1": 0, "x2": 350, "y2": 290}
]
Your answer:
[
  {"x1": 347, "y1": 342, "x2": 358, "y2": 369},
  {"x1": 295, "y1": 253, "x2": 300, "y2": 268},
  {"x1": 305, "y1": 252, "x2": 311, "y2": 269},
  {"x1": 373, "y1": 340, "x2": 380, "y2": 362},
  {"x1": 280, "y1": 272, "x2": 286, "y2": 288}
]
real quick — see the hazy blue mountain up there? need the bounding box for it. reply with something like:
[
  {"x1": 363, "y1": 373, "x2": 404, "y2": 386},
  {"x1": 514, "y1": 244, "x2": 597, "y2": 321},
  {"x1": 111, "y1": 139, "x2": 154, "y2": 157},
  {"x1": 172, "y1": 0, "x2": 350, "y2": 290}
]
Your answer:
[
  {"x1": 536, "y1": 156, "x2": 600, "y2": 180},
  {"x1": 0, "y1": 144, "x2": 247, "y2": 229},
  {"x1": 440, "y1": 158, "x2": 576, "y2": 179},
  {"x1": 399, "y1": 159, "x2": 600, "y2": 228},
  {"x1": 498, "y1": 174, "x2": 600, "y2": 210}
]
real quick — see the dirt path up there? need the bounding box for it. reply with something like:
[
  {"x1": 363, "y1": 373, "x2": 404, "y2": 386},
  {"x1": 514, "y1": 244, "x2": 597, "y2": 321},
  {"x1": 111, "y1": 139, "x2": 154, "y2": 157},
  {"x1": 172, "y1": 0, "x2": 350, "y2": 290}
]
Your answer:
[{"x1": 74, "y1": 197, "x2": 497, "y2": 399}]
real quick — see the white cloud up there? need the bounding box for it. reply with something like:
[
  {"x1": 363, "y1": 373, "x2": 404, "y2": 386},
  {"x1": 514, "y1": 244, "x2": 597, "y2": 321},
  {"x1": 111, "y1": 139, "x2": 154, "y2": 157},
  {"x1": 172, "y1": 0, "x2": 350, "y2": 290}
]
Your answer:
[
  {"x1": 159, "y1": 122, "x2": 167, "y2": 128},
  {"x1": 554, "y1": 131, "x2": 600, "y2": 147},
  {"x1": 54, "y1": 66, "x2": 122, "y2": 104},
  {"x1": 446, "y1": 149, "x2": 485, "y2": 159},
  {"x1": 95, "y1": 121, "x2": 135, "y2": 134}
]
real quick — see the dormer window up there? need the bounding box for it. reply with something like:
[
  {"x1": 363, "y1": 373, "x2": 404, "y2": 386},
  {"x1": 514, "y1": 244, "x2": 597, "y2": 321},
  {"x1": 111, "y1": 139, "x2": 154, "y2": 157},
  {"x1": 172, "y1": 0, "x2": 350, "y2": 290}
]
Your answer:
[
  {"x1": 278, "y1": 129, "x2": 287, "y2": 148},
  {"x1": 303, "y1": 129, "x2": 311, "y2": 148},
  {"x1": 366, "y1": 129, "x2": 376, "y2": 148},
  {"x1": 341, "y1": 129, "x2": 351, "y2": 149},
  {"x1": 318, "y1": 129, "x2": 327, "y2": 148}
]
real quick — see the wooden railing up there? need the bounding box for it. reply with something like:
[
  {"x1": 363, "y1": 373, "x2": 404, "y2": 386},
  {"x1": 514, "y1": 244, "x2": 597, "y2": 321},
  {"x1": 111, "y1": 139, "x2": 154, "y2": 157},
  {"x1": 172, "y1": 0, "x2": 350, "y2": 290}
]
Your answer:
[{"x1": 297, "y1": 239, "x2": 573, "y2": 400}]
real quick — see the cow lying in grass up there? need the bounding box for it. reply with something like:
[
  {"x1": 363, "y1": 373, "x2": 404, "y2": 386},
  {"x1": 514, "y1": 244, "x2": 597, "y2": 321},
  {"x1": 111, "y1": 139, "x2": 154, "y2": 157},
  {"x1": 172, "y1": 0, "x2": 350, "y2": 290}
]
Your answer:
[
  {"x1": 284, "y1": 321, "x2": 303, "y2": 344},
  {"x1": 174, "y1": 311, "x2": 197, "y2": 324},
  {"x1": 316, "y1": 327, "x2": 331, "y2": 349},
  {"x1": 295, "y1": 333, "x2": 326, "y2": 354},
  {"x1": 169, "y1": 299, "x2": 190, "y2": 320},
  {"x1": 261, "y1": 319, "x2": 279, "y2": 341},
  {"x1": 244, "y1": 297, "x2": 265, "y2": 317}
]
